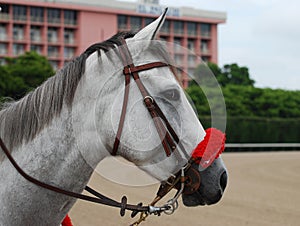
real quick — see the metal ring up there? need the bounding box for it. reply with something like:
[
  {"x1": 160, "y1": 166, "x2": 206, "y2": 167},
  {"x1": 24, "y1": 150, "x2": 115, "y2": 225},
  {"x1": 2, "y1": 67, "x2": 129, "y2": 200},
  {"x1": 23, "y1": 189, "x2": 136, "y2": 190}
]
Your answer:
[
  {"x1": 163, "y1": 200, "x2": 178, "y2": 215},
  {"x1": 144, "y1": 96, "x2": 154, "y2": 103}
]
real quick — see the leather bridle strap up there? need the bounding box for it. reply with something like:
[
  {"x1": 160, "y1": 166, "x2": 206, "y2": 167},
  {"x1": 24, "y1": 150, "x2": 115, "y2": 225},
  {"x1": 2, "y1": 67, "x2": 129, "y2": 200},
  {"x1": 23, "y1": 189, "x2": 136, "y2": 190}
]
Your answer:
[
  {"x1": 0, "y1": 137, "x2": 148, "y2": 216},
  {"x1": 112, "y1": 38, "x2": 181, "y2": 157}
]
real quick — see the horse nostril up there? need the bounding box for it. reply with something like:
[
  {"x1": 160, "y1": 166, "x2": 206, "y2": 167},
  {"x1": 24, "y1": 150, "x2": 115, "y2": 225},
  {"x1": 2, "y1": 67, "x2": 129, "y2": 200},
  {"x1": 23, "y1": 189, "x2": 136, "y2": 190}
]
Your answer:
[{"x1": 220, "y1": 171, "x2": 228, "y2": 191}]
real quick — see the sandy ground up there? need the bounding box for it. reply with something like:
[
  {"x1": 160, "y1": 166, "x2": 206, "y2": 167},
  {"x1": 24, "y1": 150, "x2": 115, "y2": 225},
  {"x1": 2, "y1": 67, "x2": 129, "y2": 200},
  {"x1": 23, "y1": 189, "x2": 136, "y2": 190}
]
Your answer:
[{"x1": 70, "y1": 152, "x2": 300, "y2": 226}]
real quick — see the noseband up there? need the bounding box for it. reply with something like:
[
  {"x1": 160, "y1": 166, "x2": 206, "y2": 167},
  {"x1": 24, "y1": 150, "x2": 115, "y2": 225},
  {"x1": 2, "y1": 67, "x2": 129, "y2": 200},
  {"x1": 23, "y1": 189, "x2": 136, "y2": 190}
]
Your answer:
[{"x1": 0, "y1": 37, "x2": 199, "y2": 225}]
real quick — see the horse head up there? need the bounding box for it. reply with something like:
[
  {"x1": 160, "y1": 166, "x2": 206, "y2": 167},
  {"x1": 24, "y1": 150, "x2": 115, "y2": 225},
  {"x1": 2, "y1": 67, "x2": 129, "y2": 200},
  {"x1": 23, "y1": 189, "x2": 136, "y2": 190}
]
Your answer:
[{"x1": 73, "y1": 10, "x2": 228, "y2": 208}]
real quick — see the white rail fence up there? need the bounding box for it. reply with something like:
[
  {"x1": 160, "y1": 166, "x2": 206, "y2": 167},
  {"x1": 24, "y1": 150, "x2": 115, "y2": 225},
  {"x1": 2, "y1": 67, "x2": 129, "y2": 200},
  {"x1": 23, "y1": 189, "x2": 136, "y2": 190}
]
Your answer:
[
  {"x1": 225, "y1": 143, "x2": 300, "y2": 151},
  {"x1": 226, "y1": 143, "x2": 300, "y2": 149}
]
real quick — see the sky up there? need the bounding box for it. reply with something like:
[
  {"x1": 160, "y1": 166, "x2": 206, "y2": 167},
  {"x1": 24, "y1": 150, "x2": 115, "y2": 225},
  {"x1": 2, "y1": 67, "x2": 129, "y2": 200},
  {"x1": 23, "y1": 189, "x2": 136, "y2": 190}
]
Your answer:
[{"x1": 124, "y1": 0, "x2": 300, "y2": 90}]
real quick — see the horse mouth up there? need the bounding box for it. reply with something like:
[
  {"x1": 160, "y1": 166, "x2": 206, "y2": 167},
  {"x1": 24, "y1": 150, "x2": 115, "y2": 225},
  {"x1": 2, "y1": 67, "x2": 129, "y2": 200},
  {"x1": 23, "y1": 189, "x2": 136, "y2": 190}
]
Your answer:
[{"x1": 182, "y1": 190, "x2": 223, "y2": 207}]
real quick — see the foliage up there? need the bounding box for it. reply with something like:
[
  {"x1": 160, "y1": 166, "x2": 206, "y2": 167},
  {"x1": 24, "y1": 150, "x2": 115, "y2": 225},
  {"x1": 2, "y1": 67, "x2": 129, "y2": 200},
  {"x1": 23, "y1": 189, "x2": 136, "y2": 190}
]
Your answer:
[
  {"x1": 188, "y1": 62, "x2": 300, "y2": 119},
  {"x1": 187, "y1": 62, "x2": 300, "y2": 143},
  {"x1": 207, "y1": 62, "x2": 255, "y2": 87},
  {"x1": 200, "y1": 116, "x2": 300, "y2": 144},
  {"x1": 187, "y1": 83, "x2": 300, "y2": 119},
  {"x1": 0, "y1": 51, "x2": 54, "y2": 100}
]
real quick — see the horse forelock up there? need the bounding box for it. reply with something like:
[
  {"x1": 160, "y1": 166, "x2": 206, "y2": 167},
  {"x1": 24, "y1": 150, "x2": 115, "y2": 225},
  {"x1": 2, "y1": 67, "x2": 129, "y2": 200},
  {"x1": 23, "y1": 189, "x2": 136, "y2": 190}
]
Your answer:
[{"x1": 0, "y1": 32, "x2": 135, "y2": 158}]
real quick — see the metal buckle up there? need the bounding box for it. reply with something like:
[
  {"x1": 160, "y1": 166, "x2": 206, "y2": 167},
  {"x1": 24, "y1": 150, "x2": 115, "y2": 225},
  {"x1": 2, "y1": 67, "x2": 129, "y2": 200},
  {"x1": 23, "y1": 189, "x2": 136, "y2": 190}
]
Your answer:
[{"x1": 143, "y1": 95, "x2": 154, "y2": 103}]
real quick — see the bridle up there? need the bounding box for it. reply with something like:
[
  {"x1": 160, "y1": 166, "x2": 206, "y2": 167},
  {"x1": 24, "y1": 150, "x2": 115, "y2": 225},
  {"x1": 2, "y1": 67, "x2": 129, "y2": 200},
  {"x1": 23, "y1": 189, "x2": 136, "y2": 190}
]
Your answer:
[
  {"x1": 112, "y1": 38, "x2": 186, "y2": 158},
  {"x1": 0, "y1": 37, "x2": 200, "y2": 225}
]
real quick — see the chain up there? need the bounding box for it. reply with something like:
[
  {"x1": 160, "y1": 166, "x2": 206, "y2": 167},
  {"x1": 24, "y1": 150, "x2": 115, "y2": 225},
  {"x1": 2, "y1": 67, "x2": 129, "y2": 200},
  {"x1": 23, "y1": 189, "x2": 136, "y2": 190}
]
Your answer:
[{"x1": 130, "y1": 167, "x2": 187, "y2": 226}]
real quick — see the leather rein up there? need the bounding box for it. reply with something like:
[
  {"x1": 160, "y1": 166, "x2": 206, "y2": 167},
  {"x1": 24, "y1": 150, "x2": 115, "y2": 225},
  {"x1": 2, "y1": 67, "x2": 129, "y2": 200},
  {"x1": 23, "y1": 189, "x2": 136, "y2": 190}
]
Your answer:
[{"x1": 0, "y1": 37, "x2": 195, "y2": 224}]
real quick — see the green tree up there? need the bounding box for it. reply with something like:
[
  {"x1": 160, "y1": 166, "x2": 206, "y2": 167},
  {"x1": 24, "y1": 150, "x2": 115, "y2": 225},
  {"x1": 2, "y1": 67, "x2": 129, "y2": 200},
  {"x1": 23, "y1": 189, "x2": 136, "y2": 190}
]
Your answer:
[
  {"x1": 3, "y1": 51, "x2": 54, "y2": 99},
  {"x1": 206, "y1": 62, "x2": 255, "y2": 87}
]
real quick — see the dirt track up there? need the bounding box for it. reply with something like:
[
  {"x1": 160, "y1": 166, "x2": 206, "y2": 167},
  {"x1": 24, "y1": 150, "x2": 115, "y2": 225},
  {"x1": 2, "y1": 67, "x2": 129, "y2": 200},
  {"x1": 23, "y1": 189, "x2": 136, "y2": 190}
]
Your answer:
[{"x1": 70, "y1": 152, "x2": 300, "y2": 226}]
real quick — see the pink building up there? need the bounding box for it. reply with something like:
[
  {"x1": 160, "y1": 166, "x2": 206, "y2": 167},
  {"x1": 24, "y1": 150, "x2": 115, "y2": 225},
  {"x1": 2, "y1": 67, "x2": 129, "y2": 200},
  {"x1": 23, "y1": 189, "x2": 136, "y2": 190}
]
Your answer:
[{"x1": 0, "y1": 0, "x2": 226, "y2": 87}]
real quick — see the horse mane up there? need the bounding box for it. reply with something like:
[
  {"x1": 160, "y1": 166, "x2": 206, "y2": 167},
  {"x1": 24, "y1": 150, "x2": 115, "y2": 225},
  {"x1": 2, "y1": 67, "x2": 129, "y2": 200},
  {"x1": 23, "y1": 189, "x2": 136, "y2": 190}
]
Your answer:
[{"x1": 0, "y1": 31, "x2": 135, "y2": 154}]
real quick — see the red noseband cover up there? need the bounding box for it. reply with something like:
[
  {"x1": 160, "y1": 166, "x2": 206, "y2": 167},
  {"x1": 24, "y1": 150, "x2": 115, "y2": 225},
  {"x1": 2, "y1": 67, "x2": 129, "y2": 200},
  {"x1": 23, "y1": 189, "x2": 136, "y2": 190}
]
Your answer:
[{"x1": 191, "y1": 128, "x2": 226, "y2": 167}]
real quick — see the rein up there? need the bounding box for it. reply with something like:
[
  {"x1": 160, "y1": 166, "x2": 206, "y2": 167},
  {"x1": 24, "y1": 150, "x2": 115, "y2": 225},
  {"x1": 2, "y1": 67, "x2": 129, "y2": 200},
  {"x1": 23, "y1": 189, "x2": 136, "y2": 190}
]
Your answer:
[{"x1": 0, "y1": 136, "x2": 188, "y2": 221}]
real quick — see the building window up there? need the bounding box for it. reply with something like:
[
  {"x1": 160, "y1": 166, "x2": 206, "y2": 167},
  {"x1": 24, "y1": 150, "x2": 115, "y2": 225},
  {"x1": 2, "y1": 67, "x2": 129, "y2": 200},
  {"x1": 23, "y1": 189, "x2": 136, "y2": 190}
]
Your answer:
[
  {"x1": 160, "y1": 36, "x2": 168, "y2": 42},
  {"x1": 130, "y1": 16, "x2": 142, "y2": 31},
  {"x1": 174, "y1": 37, "x2": 182, "y2": 52},
  {"x1": 173, "y1": 21, "x2": 183, "y2": 35},
  {"x1": 187, "y1": 39, "x2": 195, "y2": 51},
  {"x1": 13, "y1": 5, "x2": 27, "y2": 21},
  {"x1": 13, "y1": 25, "x2": 25, "y2": 41},
  {"x1": 174, "y1": 54, "x2": 183, "y2": 66},
  {"x1": 188, "y1": 68, "x2": 195, "y2": 77},
  {"x1": 0, "y1": 24, "x2": 7, "y2": 41},
  {"x1": 49, "y1": 60, "x2": 58, "y2": 70},
  {"x1": 160, "y1": 20, "x2": 170, "y2": 33},
  {"x1": 64, "y1": 10, "x2": 77, "y2": 25},
  {"x1": 64, "y1": 47, "x2": 75, "y2": 59},
  {"x1": 48, "y1": 46, "x2": 59, "y2": 58},
  {"x1": 30, "y1": 45, "x2": 42, "y2": 54},
  {"x1": 202, "y1": 56, "x2": 210, "y2": 63},
  {"x1": 201, "y1": 40, "x2": 210, "y2": 54},
  {"x1": 48, "y1": 27, "x2": 58, "y2": 43},
  {"x1": 48, "y1": 8, "x2": 61, "y2": 24},
  {"x1": 144, "y1": 17, "x2": 154, "y2": 26},
  {"x1": 187, "y1": 22, "x2": 197, "y2": 36},
  {"x1": 117, "y1": 15, "x2": 128, "y2": 30},
  {"x1": 30, "y1": 7, "x2": 44, "y2": 23},
  {"x1": 0, "y1": 43, "x2": 7, "y2": 55},
  {"x1": 0, "y1": 4, "x2": 9, "y2": 20},
  {"x1": 188, "y1": 55, "x2": 196, "y2": 67},
  {"x1": 64, "y1": 29, "x2": 75, "y2": 44},
  {"x1": 0, "y1": 58, "x2": 6, "y2": 65},
  {"x1": 13, "y1": 44, "x2": 25, "y2": 55},
  {"x1": 200, "y1": 23, "x2": 211, "y2": 37},
  {"x1": 30, "y1": 26, "x2": 42, "y2": 42}
]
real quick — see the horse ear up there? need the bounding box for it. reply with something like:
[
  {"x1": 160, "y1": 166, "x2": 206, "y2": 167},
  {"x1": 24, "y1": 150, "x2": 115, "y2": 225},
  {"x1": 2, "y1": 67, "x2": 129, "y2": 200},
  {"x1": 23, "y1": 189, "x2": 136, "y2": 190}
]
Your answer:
[{"x1": 133, "y1": 8, "x2": 168, "y2": 40}]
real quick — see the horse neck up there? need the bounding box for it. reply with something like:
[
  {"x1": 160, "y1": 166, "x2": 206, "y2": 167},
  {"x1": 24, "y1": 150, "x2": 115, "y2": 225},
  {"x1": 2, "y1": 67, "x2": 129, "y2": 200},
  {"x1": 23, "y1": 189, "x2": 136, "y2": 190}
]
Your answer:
[{"x1": 0, "y1": 104, "x2": 94, "y2": 225}]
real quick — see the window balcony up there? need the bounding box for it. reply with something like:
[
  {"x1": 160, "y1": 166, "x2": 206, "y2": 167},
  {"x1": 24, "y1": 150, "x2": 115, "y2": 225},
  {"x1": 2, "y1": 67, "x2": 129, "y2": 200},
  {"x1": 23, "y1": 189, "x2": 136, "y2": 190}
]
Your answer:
[
  {"x1": 0, "y1": 47, "x2": 7, "y2": 55},
  {"x1": 0, "y1": 34, "x2": 7, "y2": 41},
  {"x1": 48, "y1": 18, "x2": 61, "y2": 24},
  {"x1": 13, "y1": 15, "x2": 27, "y2": 21},
  {"x1": 201, "y1": 48, "x2": 210, "y2": 55},
  {"x1": 30, "y1": 16, "x2": 44, "y2": 23},
  {"x1": 13, "y1": 45, "x2": 25, "y2": 56},
  {"x1": 173, "y1": 29, "x2": 184, "y2": 35},
  {"x1": 187, "y1": 30, "x2": 197, "y2": 36},
  {"x1": 64, "y1": 19, "x2": 77, "y2": 26},
  {"x1": 13, "y1": 34, "x2": 25, "y2": 41},
  {"x1": 48, "y1": 52, "x2": 59, "y2": 58},
  {"x1": 31, "y1": 36, "x2": 42, "y2": 43},
  {"x1": 201, "y1": 32, "x2": 211, "y2": 38},
  {"x1": 0, "y1": 13, "x2": 10, "y2": 21}
]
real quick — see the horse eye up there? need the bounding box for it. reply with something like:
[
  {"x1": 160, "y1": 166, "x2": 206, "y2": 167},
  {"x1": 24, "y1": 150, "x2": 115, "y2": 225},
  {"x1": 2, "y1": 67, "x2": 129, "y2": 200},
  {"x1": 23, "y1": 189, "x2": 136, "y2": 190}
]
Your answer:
[{"x1": 163, "y1": 89, "x2": 180, "y2": 101}]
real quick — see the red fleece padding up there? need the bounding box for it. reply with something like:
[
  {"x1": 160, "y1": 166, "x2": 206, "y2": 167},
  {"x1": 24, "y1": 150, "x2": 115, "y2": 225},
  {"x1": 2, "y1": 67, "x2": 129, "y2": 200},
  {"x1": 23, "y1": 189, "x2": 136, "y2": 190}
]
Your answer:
[
  {"x1": 61, "y1": 214, "x2": 73, "y2": 226},
  {"x1": 191, "y1": 128, "x2": 226, "y2": 167}
]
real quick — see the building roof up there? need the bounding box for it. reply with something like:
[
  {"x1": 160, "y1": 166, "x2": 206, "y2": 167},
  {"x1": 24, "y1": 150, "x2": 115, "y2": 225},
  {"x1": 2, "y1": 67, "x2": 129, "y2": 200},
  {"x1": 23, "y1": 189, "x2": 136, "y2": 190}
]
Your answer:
[{"x1": 27, "y1": 0, "x2": 226, "y2": 22}]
